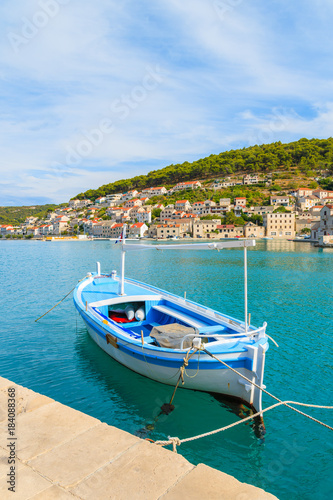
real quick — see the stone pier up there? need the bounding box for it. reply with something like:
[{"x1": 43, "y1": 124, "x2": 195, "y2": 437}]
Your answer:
[{"x1": 0, "y1": 377, "x2": 277, "y2": 499}]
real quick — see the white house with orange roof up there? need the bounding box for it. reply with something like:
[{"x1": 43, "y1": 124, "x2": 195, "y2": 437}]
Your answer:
[
  {"x1": 128, "y1": 222, "x2": 148, "y2": 238},
  {"x1": 234, "y1": 197, "x2": 247, "y2": 208},
  {"x1": 136, "y1": 208, "x2": 152, "y2": 224},
  {"x1": 149, "y1": 186, "x2": 167, "y2": 196},
  {"x1": 124, "y1": 198, "x2": 142, "y2": 208},
  {"x1": 95, "y1": 196, "x2": 107, "y2": 204},
  {"x1": 121, "y1": 190, "x2": 139, "y2": 201},
  {"x1": 1, "y1": 224, "x2": 14, "y2": 235},
  {"x1": 171, "y1": 181, "x2": 202, "y2": 192},
  {"x1": 174, "y1": 200, "x2": 192, "y2": 211},
  {"x1": 26, "y1": 227, "x2": 40, "y2": 236}
]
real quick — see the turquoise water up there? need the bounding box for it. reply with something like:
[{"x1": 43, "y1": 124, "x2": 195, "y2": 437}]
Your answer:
[{"x1": 0, "y1": 239, "x2": 332, "y2": 499}]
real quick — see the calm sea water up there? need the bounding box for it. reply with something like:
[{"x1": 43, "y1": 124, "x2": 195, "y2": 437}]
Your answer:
[{"x1": 0, "y1": 239, "x2": 332, "y2": 499}]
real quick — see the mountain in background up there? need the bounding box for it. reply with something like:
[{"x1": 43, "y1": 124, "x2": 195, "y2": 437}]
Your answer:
[{"x1": 74, "y1": 137, "x2": 333, "y2": 201}]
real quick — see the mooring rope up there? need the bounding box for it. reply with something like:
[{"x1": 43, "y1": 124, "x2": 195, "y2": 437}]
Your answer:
[
  {"x1": 154, "y1": 347, "x2": 333, "y2": 452},
  {"x1": 155, "y1": 399, "x2": 333, "y2": 451},
  {"x1": 35, "y1": 275, "x2": 89, "y2": 322}
]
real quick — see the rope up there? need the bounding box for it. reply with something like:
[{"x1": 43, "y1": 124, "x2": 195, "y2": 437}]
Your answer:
[
  {"x1": 155, "y1": 400, "x2": 333, "y2": 449},
  {"x1": 202, "y1": 348, "x2": 333, "y2": 427},
  {"x1": 153, "y1": 347, "x2": 333, "y2": 451},
  {"x1": 35, "y1": 275, "x2": 88, "y2": 322},
  {"x1": 169, "y1": 348, "x2": 198, "y2": 406}
]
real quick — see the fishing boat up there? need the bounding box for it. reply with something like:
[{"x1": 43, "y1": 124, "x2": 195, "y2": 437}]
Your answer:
[{"x1": 73, "y1": 230, "x2": 269, "y2": 413}]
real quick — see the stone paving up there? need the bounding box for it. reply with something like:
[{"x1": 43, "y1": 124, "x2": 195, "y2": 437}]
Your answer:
[{"x1": 0, "y1": 377, "x2": 277, "y2": 499}]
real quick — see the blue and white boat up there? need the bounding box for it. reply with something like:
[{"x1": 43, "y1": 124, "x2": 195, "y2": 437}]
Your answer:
[{"x1": 73, "y1": 232, "x2": 269, "y2": 413}]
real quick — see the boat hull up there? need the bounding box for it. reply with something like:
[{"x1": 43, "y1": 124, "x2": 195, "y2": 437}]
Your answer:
[{"x1": 81, "y1": 314, "x2": 266, "y2": 412}]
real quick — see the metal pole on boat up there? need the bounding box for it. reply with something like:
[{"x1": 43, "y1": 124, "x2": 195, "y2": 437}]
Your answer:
[
  {"x1": 118, "y1": 224, "x2": 127, "y2": 296},
  {"x1": 244, "y1": 242, "x2": 248, "y2": 333}
]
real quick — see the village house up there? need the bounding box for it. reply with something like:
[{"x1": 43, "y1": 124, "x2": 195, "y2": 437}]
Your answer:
[
  {"x1": 27, "y1": 227, "x2": 40, "y2": 236},
  {"x1": 297, "y1": 195, "x2": 319, "y2": 211},
  {"x1": 171, "y1": 181, "x2": 202, "y2": 192},
  {"x1": 244, "y1": 222, "x2": 265, "y2": 238},
  {"x1": 193, "y1": 219, "x2": 221, "y2": 238},
  {"x1": 124, "y1": 198, "x2": 143, "y2": 208},
  {"x1": 174, "y1": 200, "x2": 192, "y2": 212},
  {"x1": 121, "y1": 190, "x2": 139, "y2": 201},
  {"x1": 311, "y1": 205, "x2": 333, "y2": 243},
  {"x1": 252, "y1": 206, "x2": 275, "y2": 216},
  {"x1": 219, "y1": 198, "x2": 232, "y2": 209},
  {"x1": 149, "y1": 186, "x2": 168, "y2": 196},
  {"x1": 106, "y1": 193, "x2": 122, "y2": 201},
  {"x1": 95, "y1": 196, "x2": 107, "y2": 204},
  {"x1": 106, "y1": 207, "x2": 123, "y2": 220},
  {"x1": 69, "y1": 199, "x2": 92, "y2": 209},
  {"x1": 270, "y1": 195, "x2": 290, "y2": 206},
  {"x1": 216, "y1": 225, "x2": 244, "y2": 238},
  {"x1": 263, "y1": 212, "x2": 295, "y2": 238},
  {"x1": 68, "y1": 199, "x2": 81, "y2": 208},
  {"x1": 292, "y1": 188, "x2": 313, "y2": 198},
  {"x1": 156, "y1": 223, "x2": 188, "y2": 239},
  {"x1": 312, "y1": 189, "x2": 333, "y2": 200},
  {"x1": 191, "y1": 201, "x2": 205, "y2": 214},
  {"x1": 234, "y1": 197, "x2": 247, "y2": 208},
  {"x1": 295, "y1": 218, "x2": 317, "y2": 235},
  {"x1": 137, "y1": 208, "x2": 152, "y2": 224},
  {"x1": 308, "y1": 205, "x2": 324, "y2": 216},
  {"x1": 243, "y1": 174, "x2": 260, "y2": 185},
  {"x1": 166, "y1": 216, "x2": 197, "y2": 234},
  {"x1": 128, "y1": 222, "x2": 148, "y2": 238},
  {"x1": 160, "y1": 205, "x2": 175, "y2": 221}
]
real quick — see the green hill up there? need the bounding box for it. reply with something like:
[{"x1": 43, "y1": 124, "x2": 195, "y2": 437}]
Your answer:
[
  {"x1": 75, "y1": 138, "x2": 333, "y2": 201},
  {"x1": 0, "y1": 204, "x2": 58, "y2": 225}
]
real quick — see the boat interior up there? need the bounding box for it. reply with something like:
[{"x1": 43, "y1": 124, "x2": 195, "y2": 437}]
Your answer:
[{"x1": 90, "y1": 295, "x2": 244, "y2": 348}]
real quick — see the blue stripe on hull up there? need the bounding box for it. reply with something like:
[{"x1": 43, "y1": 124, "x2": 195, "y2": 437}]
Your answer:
[{"x1": 78, "y1": 308, "x2": 253, "y2": 372}]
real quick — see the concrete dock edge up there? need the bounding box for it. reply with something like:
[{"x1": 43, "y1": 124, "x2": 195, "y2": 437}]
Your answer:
[{"x1": 0, "y1": 376, "x2": 278, "y2": 499}]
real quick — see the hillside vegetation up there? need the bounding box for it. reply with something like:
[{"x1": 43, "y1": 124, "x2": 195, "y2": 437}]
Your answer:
[
  {"x1": 0, "y1": 205, "x2": 58, "y2": 225},
  {"x1": 75, "y1": 138, "x2": 333, "y2": 201}
]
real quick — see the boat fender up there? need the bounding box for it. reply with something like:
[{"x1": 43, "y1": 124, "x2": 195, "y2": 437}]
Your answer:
[
  {"x1": 135, "y1": 306, "x2": 145, "y2": 321},
  {"x1": 125, "y1": 305, "x2": 135, "y2": 320}
]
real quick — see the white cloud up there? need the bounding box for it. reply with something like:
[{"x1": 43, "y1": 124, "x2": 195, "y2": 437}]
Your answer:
[{"x1": 0, "y1": 0, "x2": 333, "y2": 205}]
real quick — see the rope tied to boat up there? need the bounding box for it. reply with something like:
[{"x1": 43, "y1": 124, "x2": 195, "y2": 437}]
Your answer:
[
  {"x1": 153, "y1": 346, "x2": 333, "y2": 452},
  {"x1": 35, "y1": 275, "x2": 89, "y2": 322},
  {"x1": 160, "y1": 348, "x2": 198, "y2": 415}
]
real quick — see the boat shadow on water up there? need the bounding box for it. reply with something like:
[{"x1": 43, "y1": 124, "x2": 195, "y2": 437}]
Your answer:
[{"x1": 74, "y1": 325, "x2": 266, "y2": 443}]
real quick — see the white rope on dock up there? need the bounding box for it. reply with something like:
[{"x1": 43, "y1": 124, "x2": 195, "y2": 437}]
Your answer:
[{"x1": 154, "y1": 347, "x2": 333, "y2": 452}]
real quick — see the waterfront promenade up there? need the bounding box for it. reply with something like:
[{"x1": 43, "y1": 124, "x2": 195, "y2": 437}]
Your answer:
[{"x1": 0, "y1": 376, "x2": 277, "y2": 499}]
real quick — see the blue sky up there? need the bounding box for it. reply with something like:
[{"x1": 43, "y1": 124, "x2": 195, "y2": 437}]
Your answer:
[{"x1": 1, "y1": 0, "x2": 333, "y2": 205}]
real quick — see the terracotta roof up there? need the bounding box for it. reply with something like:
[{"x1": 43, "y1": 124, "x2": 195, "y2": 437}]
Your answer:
[{"x1": 131, "y1": 222, "x2": 145, "y2": 228}]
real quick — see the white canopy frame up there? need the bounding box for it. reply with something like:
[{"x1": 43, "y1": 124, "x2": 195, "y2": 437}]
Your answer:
[{"x1": 117, "y1": 225, "x2": 255, "y2": 331}]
